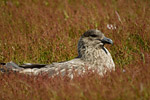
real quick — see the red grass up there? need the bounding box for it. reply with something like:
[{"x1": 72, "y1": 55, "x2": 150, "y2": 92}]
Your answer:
[
  {"x1": 0, "y1": 56, "x2": 150, "y2": 100},
  {"x1": 0, "y1": 0, "x2": 150, "y2": 99}
]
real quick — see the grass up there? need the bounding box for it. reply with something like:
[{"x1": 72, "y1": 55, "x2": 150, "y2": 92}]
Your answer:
[{"x1": 0, "y1": 0, "x2": 150, "y2": 99}]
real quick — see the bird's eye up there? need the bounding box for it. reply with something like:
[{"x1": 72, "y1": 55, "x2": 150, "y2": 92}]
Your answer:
[{"x1": 90, "y1": 34, "x2": 97, "y2": 37}]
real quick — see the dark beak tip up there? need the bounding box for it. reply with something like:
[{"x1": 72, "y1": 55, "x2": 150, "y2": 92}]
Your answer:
[
  {"x1": 109, "y1": 39, "x2": 113, "y2": 45},
  {"x1": 102, "y1": 37, "x2": 113, "y2": 45}
]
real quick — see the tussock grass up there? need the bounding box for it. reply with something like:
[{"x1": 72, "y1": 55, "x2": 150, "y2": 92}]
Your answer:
[{"x1": 0, "y1": 0, "x2": 150, "y2": 99}]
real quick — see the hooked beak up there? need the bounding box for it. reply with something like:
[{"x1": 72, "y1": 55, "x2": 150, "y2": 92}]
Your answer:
[{"x1": 101, "y1": 37, "x2": 113, "y2": 44}]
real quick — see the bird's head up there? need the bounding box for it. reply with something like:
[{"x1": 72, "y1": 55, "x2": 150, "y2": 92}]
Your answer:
[
  {"x1": 79, "y1": 29, "x2": 113, "y2": 47},
  {"x1": 77, "y1": 29, "x2": 113, "y2": 58}
]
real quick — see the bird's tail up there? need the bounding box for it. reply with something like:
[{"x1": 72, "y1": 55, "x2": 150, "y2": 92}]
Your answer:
[
  {"x1": 0, "y1": 61, "x2": 22, "y2": 72},
  {"x1": 0, "y1": 61, "x2": 47, "y2": 73},
  {"x1": 0, "y1": 63, "x2": 6, "y2": 65},
  {"x1": 0, "y1": 61, "x2": 47, "y2": 76}
]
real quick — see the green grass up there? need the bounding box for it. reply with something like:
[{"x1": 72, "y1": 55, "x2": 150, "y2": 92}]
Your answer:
[{"x1": 0, "y1": 0, "x2": 150, "y2": 99}]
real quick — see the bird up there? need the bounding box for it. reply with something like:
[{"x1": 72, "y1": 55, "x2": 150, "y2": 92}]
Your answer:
[{"x1": 0, "y1": 29, "x2": 115, "y2": 78}]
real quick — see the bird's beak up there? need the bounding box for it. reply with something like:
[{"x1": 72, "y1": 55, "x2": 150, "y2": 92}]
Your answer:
[{"x1": 101, "y1": 37, "x2": 113, "y2": 44}]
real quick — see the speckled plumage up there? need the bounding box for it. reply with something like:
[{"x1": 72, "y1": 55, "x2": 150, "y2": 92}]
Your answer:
[{"x1": 1, "y1": 29, "x2": 115, "y2": 78}]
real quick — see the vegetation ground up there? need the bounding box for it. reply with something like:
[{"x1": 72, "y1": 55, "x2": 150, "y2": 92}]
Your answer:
[{"x1": 0, "y1": 0, "x2": 150, "y2": 99}]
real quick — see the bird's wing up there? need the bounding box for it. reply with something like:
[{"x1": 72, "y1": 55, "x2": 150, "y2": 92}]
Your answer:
[
  {"x1": 19, "y1": 63, "x2": 47, "y2": 68},
  {"x1": 0, "y1": 58, "x2": 86, "y2": 77},
  {"x1": 19, "y1": 58, "x2": 86, "y2": 77}
]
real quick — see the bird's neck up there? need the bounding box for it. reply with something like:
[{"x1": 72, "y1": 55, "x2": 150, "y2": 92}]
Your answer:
[
  {"x1": 77, "y1": 44, "x2": 115, "y2": 75},
  {"x1": 78, "y1": 46, "x2": 112, "y2": 66}
]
